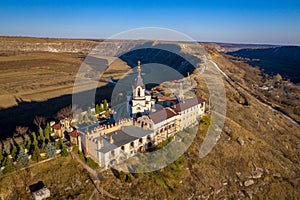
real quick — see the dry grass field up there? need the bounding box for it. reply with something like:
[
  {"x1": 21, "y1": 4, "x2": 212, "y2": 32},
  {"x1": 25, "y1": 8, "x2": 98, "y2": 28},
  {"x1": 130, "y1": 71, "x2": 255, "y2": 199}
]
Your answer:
[
  {"x1": 0, "y1": 52, "x2": 82, "y2": 107},
  {"x1": 0, "y1": 38, "x2": 132, "y2": 138}
]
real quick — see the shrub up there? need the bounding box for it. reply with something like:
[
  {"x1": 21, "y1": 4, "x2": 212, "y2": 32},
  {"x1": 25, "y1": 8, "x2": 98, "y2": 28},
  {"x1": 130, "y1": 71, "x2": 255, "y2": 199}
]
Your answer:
[
  {"x1": 61, "y1": 145, "x2": 69, "y2": 157},
  {"x1": 118, "y1": 171, "x2": 127, "y2": 182},
  {"x1": 85, "y1": 157, "x2": 98, "y2": 169},
  {"x1": 17, "y1": 148, "x2": 29, "y2": 168},
  {"x1": 56, "y1": 138, "x2": 63, "y2": 149},
  {"x1": 45, "y1": 143, "x2": 56, "y2": 158},
  {"x1": 200, "y1": 115, "x2": 210, "y2": 127}
]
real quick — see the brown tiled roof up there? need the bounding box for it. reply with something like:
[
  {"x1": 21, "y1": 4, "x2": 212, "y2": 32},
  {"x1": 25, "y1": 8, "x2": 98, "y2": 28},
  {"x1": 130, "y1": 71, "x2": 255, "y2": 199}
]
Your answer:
[
  {"x1": 69, "y1": 130, "x2": 78, "y2": 138},
  {"x1": 173, "y1": 96, "x2": 205, "y2": 113},
  {"x1": 157, "y1": 95, "x2": 177, "y2": 101},
  {"x1": 149, "y1": 108, "x2": 177, "y2": 124},
  {"x1": 52, "y1": 123, "x2": 61, "y2": 130}
]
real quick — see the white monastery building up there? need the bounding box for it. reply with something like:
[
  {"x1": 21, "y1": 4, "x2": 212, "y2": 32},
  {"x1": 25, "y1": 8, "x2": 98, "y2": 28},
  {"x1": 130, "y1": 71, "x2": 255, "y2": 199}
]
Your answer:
[{"x1": 77, "y1": 61, "x2": 206, "y2": 169}]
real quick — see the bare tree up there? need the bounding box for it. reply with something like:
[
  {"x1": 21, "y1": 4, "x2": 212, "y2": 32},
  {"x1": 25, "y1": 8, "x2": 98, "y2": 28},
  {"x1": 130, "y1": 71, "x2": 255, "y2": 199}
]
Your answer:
[
  {"x1": 15, "y1": 126, "x2": 28, "y2": 139},
  {"x1": 57, "y1": 105, "x2": 75, "y2": 126},
  {"x1": 33, "y1": 116, "x2": 46, "y2": 129}
]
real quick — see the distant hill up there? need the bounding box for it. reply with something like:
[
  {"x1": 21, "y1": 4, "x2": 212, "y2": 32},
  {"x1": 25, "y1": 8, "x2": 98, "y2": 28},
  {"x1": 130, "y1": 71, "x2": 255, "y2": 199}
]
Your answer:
[
  {"x1": 227, "y1": 46, "x2": 300, "y2": 84},
  {"x1": 216, "y1": 42, "x2": 279, "y2": 52}
]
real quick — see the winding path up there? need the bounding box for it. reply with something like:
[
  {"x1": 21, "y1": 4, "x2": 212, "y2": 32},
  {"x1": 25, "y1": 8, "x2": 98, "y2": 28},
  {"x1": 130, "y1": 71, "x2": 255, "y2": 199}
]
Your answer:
[
  {"x1": 71, "y1": 152, "x2": 119, "y2": 199},
  {"x1": 208, "y1": 59, "x2": 300, "y2": 128}
]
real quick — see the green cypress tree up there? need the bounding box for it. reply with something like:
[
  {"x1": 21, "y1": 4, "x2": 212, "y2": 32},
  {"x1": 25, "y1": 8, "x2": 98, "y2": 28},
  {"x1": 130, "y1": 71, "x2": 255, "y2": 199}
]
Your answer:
[
  {"x1": 95, "y1": 104, "x2": 100, "y2": 114},
  {"x1": 103, "y1": 99, "x2": 108, "y2": 111},
  {"x1": 39, "y1": 128, "x2": 44, "y2": 142},
  {"x1": 44, "y1": 123, "x2": 51, "y2": 142},
  {"x1": 11, "y1": 144, "x2": 18, "y2": 159},
  {"x1": 40, "y1": 140, "x2": 46, "y2": 152},
  {"x1": 3, "y1": 157, "x2": 14, "y2": 173},
  {"x1": 100, "y1": 103, "x2": 104, "y2": 112},
  {"x1": 32, "y1": 145, "x2": 41, "y2": 162},
  {"x1": 31, "y1": 132, "x2": 37, "y2": 145},
  {"x1": 25, "y1": 138, "x2": 31, "y2": 151}
]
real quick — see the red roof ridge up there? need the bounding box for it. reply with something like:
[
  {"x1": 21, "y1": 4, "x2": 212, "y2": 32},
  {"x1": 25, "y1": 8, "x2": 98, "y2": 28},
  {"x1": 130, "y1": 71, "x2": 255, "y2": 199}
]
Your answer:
[
  {"x1": 52, "y1": 123, "x2": 61, "y2": 130},
  {"x1": 69, "y1": 129, "x2": 78, "y2": 137},
  {"x1": 148, "y1": 108, "x2": 177, "y2": 124}
]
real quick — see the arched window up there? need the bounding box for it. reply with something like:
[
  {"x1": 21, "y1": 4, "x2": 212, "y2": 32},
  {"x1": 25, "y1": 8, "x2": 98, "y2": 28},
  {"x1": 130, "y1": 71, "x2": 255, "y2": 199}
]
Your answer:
[
  {"x1": 130, "y1": 142, "x2": 135, "y2": 148},
  {"x1": 137, "y1": 87, "x2": 141, "y2": 97},
  {"x1": 139, "y1": 138, "x2": 143, "y2": 144}
]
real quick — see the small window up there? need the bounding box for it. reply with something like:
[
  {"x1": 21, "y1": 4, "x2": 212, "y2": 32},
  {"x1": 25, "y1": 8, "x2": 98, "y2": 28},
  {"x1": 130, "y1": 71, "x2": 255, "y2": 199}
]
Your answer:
[
  {"x1": 130, "y1": 142, "x2": 134, "y2": 148},
  {"x1": 137, "y1": 88, "x2": 141, "y2": 97},
  {"x1": 111, "y1": 150, "x2": 115, "y2": 157}
]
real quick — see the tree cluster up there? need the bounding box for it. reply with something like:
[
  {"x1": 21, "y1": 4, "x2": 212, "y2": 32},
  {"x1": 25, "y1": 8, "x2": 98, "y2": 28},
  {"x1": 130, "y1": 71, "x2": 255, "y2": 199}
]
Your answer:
[
  {"x1": 95, "y1": 99, "x2": 109, "y2": 114},
  {"x1": 0, "y1": 104, "x2": 76, "y2": 175}
]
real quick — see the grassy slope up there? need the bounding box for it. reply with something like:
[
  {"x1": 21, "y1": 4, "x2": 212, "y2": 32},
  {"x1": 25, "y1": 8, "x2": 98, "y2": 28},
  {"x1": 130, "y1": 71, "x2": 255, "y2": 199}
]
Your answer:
[{"x1": 0, "y1": 156, "x2": 97, "y2": 200}]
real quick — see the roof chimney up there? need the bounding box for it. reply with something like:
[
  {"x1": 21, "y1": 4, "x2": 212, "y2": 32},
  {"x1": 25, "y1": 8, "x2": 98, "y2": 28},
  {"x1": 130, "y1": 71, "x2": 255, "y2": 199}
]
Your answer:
[{"x1": 109, "y1": 135, "x2": 114, "y2": 144}]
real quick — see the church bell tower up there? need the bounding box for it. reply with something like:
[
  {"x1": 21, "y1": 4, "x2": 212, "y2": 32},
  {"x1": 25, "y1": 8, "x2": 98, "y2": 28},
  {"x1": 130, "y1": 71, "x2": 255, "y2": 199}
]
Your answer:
[{"x1": 128, "y1": 61, "x2": 154, "y2": 117}]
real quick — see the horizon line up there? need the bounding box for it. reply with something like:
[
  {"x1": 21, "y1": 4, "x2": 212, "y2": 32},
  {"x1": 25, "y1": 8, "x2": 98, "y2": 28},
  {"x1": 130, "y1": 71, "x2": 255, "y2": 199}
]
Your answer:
[{"x1": 0, "y1": 34, "x2": 299, "y2": 47}]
